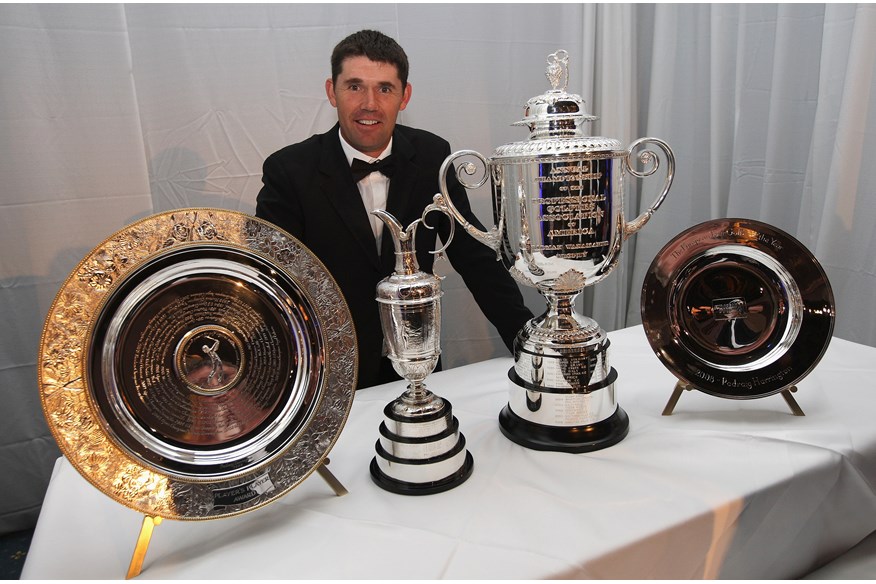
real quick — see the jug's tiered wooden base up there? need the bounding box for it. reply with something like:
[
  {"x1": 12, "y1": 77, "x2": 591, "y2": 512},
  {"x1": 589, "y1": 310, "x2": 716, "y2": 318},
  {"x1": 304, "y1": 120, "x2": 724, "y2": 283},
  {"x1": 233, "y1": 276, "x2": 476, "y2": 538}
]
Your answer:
[
  {"x1": 661, "y1": 381, "x2": 805, "y2": 417},
  {"x1": 125, "y1": 458, "x2": 348, "y2": 579}
]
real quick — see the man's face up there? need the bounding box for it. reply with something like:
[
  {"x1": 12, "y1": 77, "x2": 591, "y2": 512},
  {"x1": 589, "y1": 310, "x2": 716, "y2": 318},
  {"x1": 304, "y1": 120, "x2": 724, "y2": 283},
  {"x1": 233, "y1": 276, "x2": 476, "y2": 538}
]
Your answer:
[{"x1": 326, "y1": 56, "x2": 412, "y2": 158}]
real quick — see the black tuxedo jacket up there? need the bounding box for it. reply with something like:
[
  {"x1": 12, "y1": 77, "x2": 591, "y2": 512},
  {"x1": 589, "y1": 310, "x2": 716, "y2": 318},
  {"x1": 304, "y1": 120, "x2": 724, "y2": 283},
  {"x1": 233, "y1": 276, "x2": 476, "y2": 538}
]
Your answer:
[{"x1": 256, "y1": 123, "x2": 533, "y2": 389}]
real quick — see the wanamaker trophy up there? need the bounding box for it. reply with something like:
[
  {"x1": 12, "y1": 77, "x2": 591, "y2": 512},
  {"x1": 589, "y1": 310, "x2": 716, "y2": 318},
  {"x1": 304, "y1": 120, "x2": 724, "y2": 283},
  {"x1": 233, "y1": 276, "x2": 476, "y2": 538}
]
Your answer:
[
  {"x1": 433, "y1": 50, "x2": 675, "y2": 452},
  {"x1": 369, "y1": 207, "x2": 474, "y2": 494}
]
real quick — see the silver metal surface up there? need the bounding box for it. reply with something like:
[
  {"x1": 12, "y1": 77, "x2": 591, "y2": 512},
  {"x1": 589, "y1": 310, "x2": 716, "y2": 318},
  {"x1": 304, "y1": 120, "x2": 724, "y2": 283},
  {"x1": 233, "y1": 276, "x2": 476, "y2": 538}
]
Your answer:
[
  {"x1": 383, "y1": 411, "x2": 453, "y2": 439},
  {"x1": 642, "y1": 218, "x2": 836, "y2": 399},
  {"x1": 378, "y1": 422, "x2": 461, "y2": 460},
  {"x1": 374, "y1": 441, "x2": 471, "y2": 484},
  {"x1": 38, "y1": 209, "x2": 357, "y2": 519},
  {"x1": 96, "y1": 253, "x2": 319, "y2": 478},
  {"x1": 432, "y1": 50, "x2": 675, "y2": 442},
  {"x1": 370, "y1": 208, "x2": 473, "y2": 492},
  {"x1": 374, "y1": 209, "x2": 446, "y2": 418},
  {"x1": 513, "y1": 308, "x2": 611, "y2": 390},
  {"x1": 507, "y1": 381, "x2": 618, "y2": 427},
  {"x1": 672, "y1": 244, "x2": 803, "y2": 373}
]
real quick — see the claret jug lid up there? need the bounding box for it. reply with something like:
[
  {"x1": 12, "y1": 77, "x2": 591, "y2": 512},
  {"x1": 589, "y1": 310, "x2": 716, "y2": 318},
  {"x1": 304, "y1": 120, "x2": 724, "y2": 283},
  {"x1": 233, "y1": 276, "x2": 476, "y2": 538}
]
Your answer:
[{"x1": 493, "y1": 50, "x2": 624, "y2": 159}]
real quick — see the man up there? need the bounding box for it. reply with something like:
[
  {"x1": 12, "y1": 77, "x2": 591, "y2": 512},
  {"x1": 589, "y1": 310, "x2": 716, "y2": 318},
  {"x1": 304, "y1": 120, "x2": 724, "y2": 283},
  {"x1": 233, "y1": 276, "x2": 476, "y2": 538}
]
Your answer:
[{"x1": 256, "y1": 29, "x2": 533, "y2": 389}]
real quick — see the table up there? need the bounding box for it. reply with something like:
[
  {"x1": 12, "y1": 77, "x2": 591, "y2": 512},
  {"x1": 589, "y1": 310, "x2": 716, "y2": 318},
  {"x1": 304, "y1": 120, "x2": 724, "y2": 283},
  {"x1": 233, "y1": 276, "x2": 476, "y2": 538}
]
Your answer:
[{"x1": 21, "y1": 326, "x2": 876, "y2": 579}]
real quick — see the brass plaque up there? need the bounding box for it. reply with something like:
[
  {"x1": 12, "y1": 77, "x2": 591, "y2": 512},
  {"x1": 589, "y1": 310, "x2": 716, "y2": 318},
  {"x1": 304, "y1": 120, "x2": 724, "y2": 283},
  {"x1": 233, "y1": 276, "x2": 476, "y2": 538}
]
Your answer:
[
  {"x1": 38, "y1": 209, "x2": 357, "y2": 519},
  {"x1": 641, "y1": 218, "x2": 835, "y2": 399}
]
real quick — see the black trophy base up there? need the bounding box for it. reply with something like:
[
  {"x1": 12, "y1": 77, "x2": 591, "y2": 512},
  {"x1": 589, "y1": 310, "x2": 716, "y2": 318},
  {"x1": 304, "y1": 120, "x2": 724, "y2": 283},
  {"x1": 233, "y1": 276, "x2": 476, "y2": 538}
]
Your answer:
[
  {"x1": 369, "y1": 452, "x2": 474, "y2": 496},
  {"x1": 498, "y1": 403, "x2": 630, "y2": 453}
]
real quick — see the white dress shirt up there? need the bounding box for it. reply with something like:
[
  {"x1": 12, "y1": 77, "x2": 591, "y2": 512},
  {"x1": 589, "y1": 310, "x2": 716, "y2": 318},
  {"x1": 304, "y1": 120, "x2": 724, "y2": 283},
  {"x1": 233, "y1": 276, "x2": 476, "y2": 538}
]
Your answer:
[{"x1": 338, "y1": 133, "x2": 392, "y2": 253}]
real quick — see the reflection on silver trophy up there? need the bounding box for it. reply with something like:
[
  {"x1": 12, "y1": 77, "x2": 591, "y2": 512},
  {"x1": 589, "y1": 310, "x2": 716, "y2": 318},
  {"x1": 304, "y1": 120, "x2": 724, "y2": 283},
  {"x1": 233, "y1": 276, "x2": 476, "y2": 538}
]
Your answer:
[
  {"x1": 369, "y1": 206, "x2": 474, "y2": 494},
  {"x1": 433, "y1": 50, "x2": 675, "y2": 452}
]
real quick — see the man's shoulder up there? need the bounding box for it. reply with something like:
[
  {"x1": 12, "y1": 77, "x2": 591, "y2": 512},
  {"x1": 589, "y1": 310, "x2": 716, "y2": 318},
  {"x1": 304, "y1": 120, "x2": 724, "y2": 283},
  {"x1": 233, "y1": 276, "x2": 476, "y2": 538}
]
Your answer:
[
  {"x1": 266, "y1": 130, "x2": 332, "y2": 165},
  {"x1": 395, "y1": 124, "x2": 452, "y2": 161},
  {"x1": 395, "y1": 124, "x2": 450, "y2": 148}
]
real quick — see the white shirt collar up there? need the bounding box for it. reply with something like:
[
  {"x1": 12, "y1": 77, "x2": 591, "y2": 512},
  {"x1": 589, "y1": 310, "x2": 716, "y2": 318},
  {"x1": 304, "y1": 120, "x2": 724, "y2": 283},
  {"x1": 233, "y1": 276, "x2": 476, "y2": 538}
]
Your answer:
[{"x1": 338, "y1": 131, "x2": 393, "y2": 165}]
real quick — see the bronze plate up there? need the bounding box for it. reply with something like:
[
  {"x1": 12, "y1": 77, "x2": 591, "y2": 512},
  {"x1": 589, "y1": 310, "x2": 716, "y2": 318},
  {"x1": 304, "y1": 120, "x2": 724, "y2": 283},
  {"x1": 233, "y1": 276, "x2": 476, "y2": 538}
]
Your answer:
[
  {"x1": 641, "y1": 218, "x2": 834, "y2": 399},
  {"x1": 38, "y1": 209, "x2": 357, "y2": 519}
]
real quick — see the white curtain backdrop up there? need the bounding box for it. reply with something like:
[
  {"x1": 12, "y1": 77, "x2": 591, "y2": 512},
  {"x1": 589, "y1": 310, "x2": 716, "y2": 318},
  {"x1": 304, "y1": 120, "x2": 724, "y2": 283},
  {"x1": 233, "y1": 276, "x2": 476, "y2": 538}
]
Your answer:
[{"x1": 1, "y1": 3, "x2": 874, "y2": 534}]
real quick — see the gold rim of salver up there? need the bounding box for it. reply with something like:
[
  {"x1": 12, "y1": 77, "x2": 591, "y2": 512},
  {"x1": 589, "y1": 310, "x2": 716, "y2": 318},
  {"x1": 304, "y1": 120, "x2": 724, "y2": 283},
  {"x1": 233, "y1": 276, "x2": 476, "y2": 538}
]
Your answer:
[{"x1": 38, "y1": 208, "x2": 357, "y2": 520}]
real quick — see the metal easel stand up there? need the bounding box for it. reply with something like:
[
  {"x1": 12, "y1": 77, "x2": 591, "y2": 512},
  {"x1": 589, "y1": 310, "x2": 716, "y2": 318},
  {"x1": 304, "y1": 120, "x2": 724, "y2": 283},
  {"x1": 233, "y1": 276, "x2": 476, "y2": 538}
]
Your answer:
[
  {"x1": 661, "y1": 381, "x2": 805, "y2": 417},
  {"x1": 125, "y1": 458, "x2": 348, "y2": 579}
]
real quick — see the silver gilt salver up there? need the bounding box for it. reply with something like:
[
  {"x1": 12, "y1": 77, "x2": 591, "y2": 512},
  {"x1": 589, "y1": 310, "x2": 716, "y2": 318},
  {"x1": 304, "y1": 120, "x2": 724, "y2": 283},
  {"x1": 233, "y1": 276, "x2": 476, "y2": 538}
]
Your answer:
[{"x1": 38, "y1": 209, "x2": 357, "y2": 519}]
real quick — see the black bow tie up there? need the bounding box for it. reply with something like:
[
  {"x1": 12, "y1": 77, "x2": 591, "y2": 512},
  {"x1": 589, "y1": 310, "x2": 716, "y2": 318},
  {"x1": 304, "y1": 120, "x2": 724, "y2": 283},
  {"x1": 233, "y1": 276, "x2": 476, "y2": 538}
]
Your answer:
[{"x1": 350, "y1": 156, "x2": 396, "y2": 182}]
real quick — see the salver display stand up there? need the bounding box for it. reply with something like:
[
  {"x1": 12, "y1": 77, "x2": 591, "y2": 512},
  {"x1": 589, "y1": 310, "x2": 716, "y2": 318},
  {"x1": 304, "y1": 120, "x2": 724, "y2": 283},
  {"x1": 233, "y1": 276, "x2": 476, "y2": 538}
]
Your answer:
[
  {"x1": 661, "y1": 381, "x2": 805, "y2": 417},
  {"x1": 126, "y1": 459, "x2": 348, "y2": 579}
]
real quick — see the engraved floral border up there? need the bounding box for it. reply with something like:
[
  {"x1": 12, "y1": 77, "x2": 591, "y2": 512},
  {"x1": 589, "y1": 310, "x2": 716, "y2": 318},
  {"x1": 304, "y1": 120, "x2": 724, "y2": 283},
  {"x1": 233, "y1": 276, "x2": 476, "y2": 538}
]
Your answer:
[{"x1": 38, "y1": 209, "x2": 357, "y2": 520}]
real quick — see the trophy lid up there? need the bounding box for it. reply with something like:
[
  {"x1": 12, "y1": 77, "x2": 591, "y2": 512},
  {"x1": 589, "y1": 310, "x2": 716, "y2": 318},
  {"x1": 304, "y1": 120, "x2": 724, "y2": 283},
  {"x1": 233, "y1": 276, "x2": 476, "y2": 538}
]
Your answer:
[{"x1": 494, "y1": 50, "x2": 623, "y2": 158}]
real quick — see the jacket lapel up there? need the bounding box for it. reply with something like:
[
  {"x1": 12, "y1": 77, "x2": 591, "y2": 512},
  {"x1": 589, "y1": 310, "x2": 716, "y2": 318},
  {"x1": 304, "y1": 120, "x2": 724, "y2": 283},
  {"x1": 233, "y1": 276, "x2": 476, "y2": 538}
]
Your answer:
[
  {"x1": 381, "y1": 129, "x2": 419, "y2": 265},
  {"x1": 318, "y1": 125, "x2": 381, "y2": 268},
  {"x1": 385, "y1": 129, "x2": 418, "y2": 221}
]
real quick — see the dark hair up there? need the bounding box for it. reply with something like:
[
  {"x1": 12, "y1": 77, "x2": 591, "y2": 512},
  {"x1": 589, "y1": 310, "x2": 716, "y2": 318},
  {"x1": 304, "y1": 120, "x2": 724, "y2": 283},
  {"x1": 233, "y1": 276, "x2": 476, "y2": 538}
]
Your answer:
[{"x1": 330, "y1": 29, "x2": 409, "y2": 87}]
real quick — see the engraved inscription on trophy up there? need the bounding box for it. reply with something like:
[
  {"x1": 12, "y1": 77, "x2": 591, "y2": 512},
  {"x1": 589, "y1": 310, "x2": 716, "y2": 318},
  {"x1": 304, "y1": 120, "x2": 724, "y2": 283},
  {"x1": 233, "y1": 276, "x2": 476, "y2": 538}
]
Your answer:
[
  {"x1": 712, "y1": 297, "x2": 749, "y2": 321},
  {"x1": 125, "y1": 290, "x2": 289, "y2": 446},
  {"x1": 516, "y1": 349, "x2": 600, "y2": 388},
  {"x1": 536, "y1": 160, "x2": 610, "y2": 260},
  {"x1": 712, "y1": 226, "x2": 785, "y2": 252},
  {"x1": 552, "y1": 394, "x2": 593, "y2": 426},
  {"x1": 212, "y1": 472, "x2": 276, "y2": 508}
]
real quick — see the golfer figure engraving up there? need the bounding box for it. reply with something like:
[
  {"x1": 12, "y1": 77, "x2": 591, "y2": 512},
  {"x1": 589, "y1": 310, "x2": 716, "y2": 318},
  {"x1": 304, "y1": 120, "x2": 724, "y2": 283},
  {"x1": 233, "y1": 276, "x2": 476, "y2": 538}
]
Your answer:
[
  {"x1": 176, "y1": 326, "x2": 244, "y2": 395},
  {"x1": 202, "y1": 336, "x2": 225, "y2": 387}
]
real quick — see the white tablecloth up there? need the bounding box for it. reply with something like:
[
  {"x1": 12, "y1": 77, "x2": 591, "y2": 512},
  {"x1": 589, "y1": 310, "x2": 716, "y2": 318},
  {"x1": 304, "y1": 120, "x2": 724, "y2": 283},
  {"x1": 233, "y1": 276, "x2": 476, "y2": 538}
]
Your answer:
[{"x1": 21, "y1": 326, "x2": 876, "y2": 579}]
